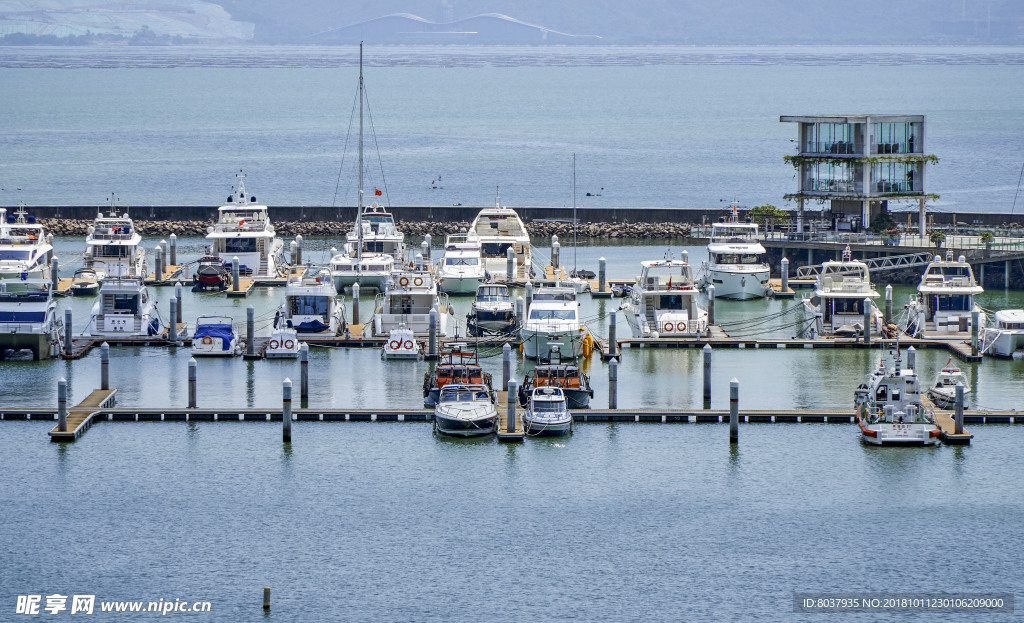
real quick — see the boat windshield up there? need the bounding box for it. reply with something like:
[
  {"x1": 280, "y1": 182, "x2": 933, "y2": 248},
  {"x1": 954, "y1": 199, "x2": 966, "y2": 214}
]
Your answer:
[
  {"x1": 476, "y1": 287, "x2": 509, "y2": 302},
  {"x1": 112, "y1": 294, "x2": 139, "y2": 313},
  {"x1": 530, "y1": 309, "x2": 576, "y2": 320},
  {"x1": 440, "y1": 388, "x2": 489, "y2": 402},
  {"x1": 533, "y1": 291, "x2": 574, "y2": 302},
  {"x1": 0, "y1": 250, "x2": 31, "y2": 260},
  {"x1": 830, "y1": 298, "x2": 865, "y2": 314},
  {"x1": 224, "y1": 238, "x2": 258, "y2": 253},
  {"x1": 713, "y1": 253, "x2": 763, "y2": 265},
  {"x1": 481, "y1": 242, "x2": 514, "y2": 257},
  {"x1": 445, "y1": 257, "x2": 479, "y2": 266},
  {"x1": 930, "y1": 294, "x2": 972, "y2": 312},
  {"x1": 290, "y1": 296, "x2": 330, "y2": 316},
  {"x1": 658, "y1": 294, "x2": 685, "y2": 310},
  {"x1": 532, "y1": 401, "x2": 564, "y2": 413},
  {"x1": 94, "y1": 245, "x2": 132, "y2": 258}
]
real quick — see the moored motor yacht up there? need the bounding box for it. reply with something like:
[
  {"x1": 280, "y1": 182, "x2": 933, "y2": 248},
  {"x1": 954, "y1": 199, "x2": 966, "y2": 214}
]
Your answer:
[
  {"x1": 276, "y1": 265, "x2": 345, "y2": 335},
  {"x1": 191, "y1": 315, "x2": 241, "y2": 357},
  {"x1": 522, "y1": 386, "x2": 572, "y2": 436},
  {"x1": 980, "y1": 307, "x2": 1024, "y2": 358},
  {"x1": 82, "y1": 200, "x2": 147, "y2": 281},
  {"x1": 433, "y1": 383, "x2": 498, "y2": 437},
  {"x1": 0, "y1": 206, "x2": 53, "y2": 281},
  {"x1": 368, "y1": 269, "x2": 456, "y2": 338},
  {"x1": 88, "y1": 278, "x2": 161, "y2": 337},
  {"x1": 521, "y1": 286, "x2": 584, "y2": 360},
  {"x1": 467, "y1": 283, "x2": 517, "y2": 337},
  {"x1": 853, "y1": 349, "x2": 941, "y2": 446},
  {"x1": 698, "y1": 204, "x2": 770, "y2": 300},
  {"x1": 905, "y1": 250, "x2": 984, "y2": 338},
  {"x1": 437, "y1": 232, "x2": 486, "y2": 295},
  {"x1": 469, "y1": 198, "x2": 532, "y2": 282},
  {"x1": 205, "y1": 172, "x2": 287, "y2": 279},
  {"x1": 621, "y1": 252, "x2": 708, "y2": 338},
  {"x1": 802, "y1": 246, "x2": 883, "y2": 338},
  {"x1": 0, "y1": 278, "x2": 63, "y2": 360}
]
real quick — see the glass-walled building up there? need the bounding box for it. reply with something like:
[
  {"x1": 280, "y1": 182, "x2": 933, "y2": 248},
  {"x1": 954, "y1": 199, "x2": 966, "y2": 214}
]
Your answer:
[{"x1": 781, "y1": 115, "x2": 933, "y2": 235}]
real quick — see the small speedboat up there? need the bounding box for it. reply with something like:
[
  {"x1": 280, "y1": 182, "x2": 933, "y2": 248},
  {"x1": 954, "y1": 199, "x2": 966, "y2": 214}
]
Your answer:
[
  {"x1": 192, "y1": 256, "x2": 231, "y2": 292},
  {"x1": 191, "y1": 315, "x2": 241, "y2": 357},
  {"x1": 69, "y1": 268, "x2": 100, "y2": 296},
  {"x1": 926, "y1": 360, "x2": 971, "y2": 409},
  {"x1": 422, "y1": 344, "x2": 493, "y2": 407},
  {"x1": 265, "y1": 327, "x2": 300, "y2": 359},
  {"x1": 523, "y1": 386, "x2": 573, "y2": 436},
  {"x1": 433, "y1": 383, "x2": 498, "y2": 437},
  {"x1": 382, "y1": 323, "x2": 421, "y2": 360}
]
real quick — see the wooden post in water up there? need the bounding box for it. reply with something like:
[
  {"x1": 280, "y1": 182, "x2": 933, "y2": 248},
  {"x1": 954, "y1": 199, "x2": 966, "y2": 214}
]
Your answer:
[
  {"x1": 246, "y1": 306, "x2": 255, "y2": 357},
  {"x1": 608, "y1": 358, "x2": 618, "y2": 409},
  {"x1": 729, "y1": 377, "x2": 739, "y2": 444},
  {"x1": 64, "y1": 308, "x2": 72, "y2": 357},
  {"x1": 57, "y1": 377, "x2": 67, "y2": 432},
  {"x1": 703, "y1": 344, "x2": 712, "y2": 409},
  {"x1": 282, "y1": 378, "x2": 292, "y2": 443},
  {"x1": 506, "y1": 380, "x2": 517, "y2": 433},
  {"x1": 169, "y1": 233, "x2": 177, "y2": 266},
  {"x1": 232, "y1": 256, "x2": 240, "y2": 292},
  {"x1": 50, "y1": 257, "x2": 58, "y2": 292},
  {"x1": 708, "y1": 284, "x2": 716, "y2": 326},
  {"x1": 598, "y1": 257, "x2": 607, "y2": 293},
  {"x1": 169, "y1": 298, "x2": 178, "y2": 342},
  {"x1": 608, "y1": 311, "x2": 618, "y2": 358},
  {"x1": 502, "y1": 343, "x2": 511, "y2": 392},
  {"x1": 863, "y1": 297, "x2": 872, "y2": 345},
  {"x1": 295, "y1": 234, "x2": 303, "y2": 266},
  {"x1": 506, "y1": 247, "x2": 515, "y2": 282},
  {"x1": 175, "y1": 282, "x2": 183, "y2": 325},
  {"x1": 299, "y1": 342, "x2": 309, "y2": 402},
  {"x1": 351, "y1": 282, "x2": 360, "y2": 325},
  {"x1": 954, "y1": 382, "x2": 965, "y2": 435},
  {"x1": 100, "y1": 342, "x2": 109, "y2": 390},
  {"x1": 780, "y1": 257, "x2": 788, "y2": 294},
  {"x1": 262, "y1": 587, "x2": 270, "y2": 611},
  {"x1": 971, "y1": 309, "x2": 980, "y2": 356},
  {"x1": 188, "y1": 358, "x2": 197, "y2": 408},
  {"x1": 884, "y1": 285, "x2": 893, "y2": 325},
  {"x1": 428, "y1": 309, "x2": 437, "y2": 358},
  {"x1": 907, "y1": 345, "x2": 916, "y2": 371}
]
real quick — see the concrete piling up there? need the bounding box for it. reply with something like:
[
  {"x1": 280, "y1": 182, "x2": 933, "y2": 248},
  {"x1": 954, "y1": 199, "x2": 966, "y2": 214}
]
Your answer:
[
  {"x1": 954, "y1": 382, "x2": 965, "y2": 435},
  {"x1": 51, "y1": 258, "x2": 58, "y2": 291},
  {"x1": 506, "y1": 247, "x2": 515, "y2": 281},
  {"x1": 263, "y1": 588, "x2": 270, "y2": 611},
  {"x1": 907, "y1": 345, "x2": 916, "y2": 371},
  {"x1": 169, "y1": 298, "x2": 178, "y2": 341},
  {"x1": 703, "y1": 344, "x2": 712, "y2": 409},
  {"x1": 246, "y1": 306, "x2": 255, "y2": 357},
  {"x1": 100, "y1": 342, "x2": 109, "y2": 390},
  {"x1": 57, "y1": 378, "x2": 67, "y2": 432},
  {"x1": 515, "y1": 296, "x2": 525, "y2": 327},
  {"x1": 608, "y1": 311, "x2": 618, "y2": 358},
  {"x1": 174, "y1": 282, "x2": 183, "y2": 325},
  {"x1": 232, "y1": 256, "x2": 240, "y2": 292},
  {"x1": 295, "y1": 234, "x2": 303, "y2": 265},
  {"x1": 289, "y1": 241, "x2": 297, "y2": 266},
  {"x1": 525, "y1": 281, "x2": 533, "y2": 310},
  {"x1": 863, "y1": 297, "x2": 872, "y2": 345},
  {"x1": 971, "y1": 309, "x2": 980, "y2": 356},
  {"x1": 598, "y1": 257, "x2": 607, "y2": 293},
  {"x1": 300, "y1": 343, "x2": 309, "y2": 402},
  {"x1": 507, "y1": 380, "x2": 518, "y2": 433},
  {"x1": 608, "y1": 358, "x2": 618, "y2": 409},
  {"x1": 188, "y1": 358, "x2": 197, "y2": 408},
  {"x1": 428, "y1": 309, "x2": 437, "y2": 358},
  {"x1": 351, "y1": 282, "x2": 360, "y2": 325},
  {"x1": 424, "y1": 234, "x2": 432, "y2": 261},
  {"x1": 282, "y1": 378, "x2": 292, "y2": 443},
  {"x1": 708, "y1": 284, "x2": 716, "y2": 326},
  {"x1": 169, "y1": 233, "x2": 177, "y2": 266},
  {"x1": 502, "y1": 343, "x2": 511, "y2": 391},
  {"x1": 729, "y1": 377, "x2": 739, "y2": 444},
  {"x1": 154, "y1": 245, "x2": 163, "y2": 281},
  {"x1": 64, "y1": 308, "x2": 72, "y2": 357},
  {"x1": 884, "y1": 285, "x2": 893, "y2": 325},
  {"x1": 551, "y1": 235, "x2": 560, "y2": 269},
  {"x1": 780, "y1": 257, "x2": 789, "y2": 293}
]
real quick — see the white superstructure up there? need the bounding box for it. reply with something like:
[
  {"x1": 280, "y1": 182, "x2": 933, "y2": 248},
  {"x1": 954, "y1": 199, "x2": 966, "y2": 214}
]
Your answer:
[
  {"x1": 88, "y1": 278, "x2": 161, "y2": 337},
  {"x1": 622, "y1": 253, "x2": 708, "y2": 338},
  {"x1": 521, "y1": 286, "x2": 583, "y2": 360},
  {"x1": 802, "y1": 246, "x2": 883, "y2": 338},
  {"x1": 980, "y1": 308, "x2": 1024, "y2": 358},
  {"x1": 905, "y1": 251, "x2": 984, "y2": 338},
  {"x1": 437, "y1": 233, "x2": 485, "y2": 295},
  {"x1": 0, "y1": 206, "x2": 53, "y2": 281},
  {"x1": 699, "y1": 205, "x2": 770, "y2": 300},
  {"x1": 853, "y1": 350, "x2": 941, "y2": 446},
  {"x1": 368, "y1": 269, "x2": 456, "y2": 338},
  {"x1": 469, "y1": 200, "x2": 532, "y2": 282},
  {"x1": 205, "y1": 173, "x2": 286, "y2": 278},
  {"x1": 277, "y1": 265, "x2": 345, "y2": 335},
  {"x1": 83, "y1": 202, "x2": 147, "y2": 280},
  {"x1": 0, "y1": 278, "x2": 63, "y2": 360}
]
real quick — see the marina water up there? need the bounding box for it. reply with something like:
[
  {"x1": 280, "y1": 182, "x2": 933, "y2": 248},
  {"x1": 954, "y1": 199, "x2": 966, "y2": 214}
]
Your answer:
[{"x1": 2, "y1": 47, "x2": 1024, "y2": 621}]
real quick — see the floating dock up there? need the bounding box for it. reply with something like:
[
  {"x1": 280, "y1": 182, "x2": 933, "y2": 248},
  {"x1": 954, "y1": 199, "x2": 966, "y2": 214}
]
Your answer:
[
  {"x1": 494, "y1": 390, "x2": 524, "y2": 441},
  {"x1": 48, "y1": 389, "x2": 117, "y2": 441}
]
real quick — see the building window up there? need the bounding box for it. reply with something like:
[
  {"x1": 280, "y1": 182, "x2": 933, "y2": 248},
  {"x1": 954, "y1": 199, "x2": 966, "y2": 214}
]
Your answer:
[
  {"x1": 803, "y1": 161, "x2": 861, "y2": 193},
  {"x1": 872, "y1": 161, "x2": 922, "y2": 193},
  {"x1": 802, "y1": 123, "x2": 861, "y2": 154},
  {"x1": 872, "y1": 122, "x2": 921, "y2": 154}
]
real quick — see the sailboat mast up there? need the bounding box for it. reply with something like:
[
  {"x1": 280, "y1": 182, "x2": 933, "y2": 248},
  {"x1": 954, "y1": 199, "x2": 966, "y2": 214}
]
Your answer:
[
  {"x1": 357, "y1": 43, "x2": 365, "y2": 264},
  {"x1": 572, "y1": 153, "x2": 577, "y2": 272}
]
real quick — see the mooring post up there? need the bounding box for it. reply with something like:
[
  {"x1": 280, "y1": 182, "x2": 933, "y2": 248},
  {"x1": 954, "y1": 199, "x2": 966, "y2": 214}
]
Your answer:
[
  {"x1": 551, "y1": 235, "x2": 560, "y2": 270},
  {"x1": 174, "y1": 281, "x2": 183, "y2": 325},
  {"x1": 154, "y1": 244, "x2": 163, "y2": 281},
  {"x1": 608, "y1": 357, "x2": 618, "y2": 409},
  {"x1": 169, "y1": 297, "x2": 178, "y2": 342},
  {"x1": 780, "y1": 256, "x2": 789, "y2": 294},
  {"x1": 232, "y1": 256, "x2": 240, "y2": 292},
  {"x1": 263, "y1": 588, "x2": 270, "y2": 611},
  {"x1": 282, "y1": 378, "x2": 292, "y2": 443},
  {"x1": 57, "y1": 378, "x2": 67, "y2": 432},
  {"x1": 299, "y1": 342, "x2": 309, "y2": 402},
  {"x1": 168, "y1": 233, "x2": 177, "y2": 266},
  {"x1": 507, "y1": 380, "x2": 518, "y2": 433},
  {"x1": 350, "y1": 282, "x2": 361, "y2": 326},
  {"x1": 954, "y1": 382, "x2": 965, "y2": 435},
  {"x1": 188, "y1": 358, "x2": 197, "y2": 408},
  {"x1": 428, "y1": 309, "x2": 437, "y2": 358},
  {"x1": 703, "y1": 343, "x2": 712, "y2": 409},
  {"x1": 598, "y1": 257, "x2": 607, "y2": 293},
  {"x1": 506, "y1": 247, "x2": 516, "y2": 281},
  {"x1": 971, "y1": 309, "x2": 980, "y2": 356},
  {"x1": 708, "y1": 284, "x2": 716, "y2": 326},
  {"x1": 884, "y1": 284, "x2": 893, "y2": 325},
  {"x1": 420, "y1": 241, "x2": 429, "y2": 266},
  {"x1": 729, "y1": 377, "x2": 739, "y2": 444},
  {"x1": 64, "y1": 308, "x2": 72, "y2": 357},
  {"x1": 415, "y1": 252, "x2": 423, "y2": 272},
  {"x1": 907, "y1": 345, "x2": 916, "y2": 371},
  {"x1": 100, "y1": 342, "x2": 109, "y2": 390},
  {"x1": 424, "y1": 234, "x2": 432, "y2": 261},
  {"x1": 51, "y1": 257, "x2": 59, "y2": 292},
  {"x1": 295, "y1": 234, "x2": 303, "y2": 266},
  {"x1": 608, "y1": 311, "x2": 618, "y2": 358},
  {"x1": 863, "y1": 297, "x2": 872, "y2": 345},
  {"x1": 246, "y1": 306, "x2": 255, "y2": 356},
  {"x1": 289, "y1": 241, "x2": 297, "y2": 267},
  {"x1": 502, "y1": 343, "x2": 511, "y2": 391},
  {"x1": 525, "y1": 282, "x2": 534, "y2": 312},
  {"x1": 516, "y1": 296, "x2": 525, "y2": 327}
]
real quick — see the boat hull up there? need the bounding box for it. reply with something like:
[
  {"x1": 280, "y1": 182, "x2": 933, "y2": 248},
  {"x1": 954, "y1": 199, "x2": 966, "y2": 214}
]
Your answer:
[
  {"x1": 927, "y1": 387, "x2": 970, "y2": 410},
  {"x1": 438, "y1": 275, "x2": 484, "y2": 295},
  {"x1": 434, "y1": 412, "x2": 498, "y2": 437},
  {"x1": 521, "y1": 329, "x2": 581, "y2": 360},
  {"x1": 704, "y1": 267, "x2": 769, "y2": 300},
  {"x1": 523, "y1": 416, "x2": 572, "y2": 436},
  {"x1": 0, "y1": 332, "x2": 55, "y2": 360},
  {"x1": 855, "y1": 404, "x2": 941, "y2": 446}
]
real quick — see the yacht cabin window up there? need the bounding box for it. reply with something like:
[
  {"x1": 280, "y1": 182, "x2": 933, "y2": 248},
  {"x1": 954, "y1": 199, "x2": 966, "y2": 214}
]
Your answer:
[
  {"x1": 658, "y1": 294, "x2": 684, "y2": 310},
  {"x1": 290, "y1": 296, "x2": 329, "y2": 317},
  {"x1": 223, "y1": 238, "x2": 258, "y2": 253}
]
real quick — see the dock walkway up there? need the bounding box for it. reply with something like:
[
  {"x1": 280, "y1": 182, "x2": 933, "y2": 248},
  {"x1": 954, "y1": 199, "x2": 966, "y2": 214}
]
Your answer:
[
  {"x1": 48, "y1": 389, "x2": 117, "y2": 441},
  {"x1": 494, "y1": 390, "x2": 524, "y2": 441}
]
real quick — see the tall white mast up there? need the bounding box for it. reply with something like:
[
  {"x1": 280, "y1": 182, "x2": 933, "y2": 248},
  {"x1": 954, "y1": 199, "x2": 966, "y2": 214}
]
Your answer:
[
  {"x1": 357, "y1": 43, "x2": 365, "y2": 265},
  {"x1": 572, "y1": 153, "x2": 577, "y2": 272}
]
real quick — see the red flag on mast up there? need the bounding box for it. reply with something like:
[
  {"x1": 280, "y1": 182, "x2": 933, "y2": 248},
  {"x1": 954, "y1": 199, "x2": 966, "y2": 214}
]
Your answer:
[{"x1": 374, "y1": 188, "x2": 382, "y2": 196}]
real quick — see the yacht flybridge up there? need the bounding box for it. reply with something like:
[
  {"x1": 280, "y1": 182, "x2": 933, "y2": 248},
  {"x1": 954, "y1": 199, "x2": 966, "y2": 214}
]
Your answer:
[
  {"x1": 83, "y1": 198, "x2": 147, "y2": 280},
  {"x1": 0, "y1": 206, "x2": 53, "y2": 281},
  {"x1": 205, "y1": 172, "x2": 286, "y2": 279},
  {"x1": 469, "y1": 197, "x2": 532, "y2": 282},
  {"x1": 698, "y1": 204, "x2": 770, "y2": 300}
]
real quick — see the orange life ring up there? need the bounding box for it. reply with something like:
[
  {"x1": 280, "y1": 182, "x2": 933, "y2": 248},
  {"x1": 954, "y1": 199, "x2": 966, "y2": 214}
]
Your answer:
[
  {"x1": 663, "y1": 322, "x2": 673, "y2": 333},
  {"x1": 413, "y1": 277, "x2": 424, "y2": 287},
  {"x1": 284, "y1": 339, "x2": 295, "y2": 350},
  {"x1": 389, "y1": 340, "x2": 401, "y2": 350},
  {"x1": 403, "y1": 340, "x2": 414, "y2": 350},
  {"x1": 201, "y1": 336, "x2": 213, "y2": 345},
  {"x1": 399, "y1": 277, "x2": 410, "y2": 287},
  {"x1": 677, "y1": 321, "x2": 687, "y2": 333},
  {"x1": 269, "y1": 339, "x2": 280, "y2": 349}
]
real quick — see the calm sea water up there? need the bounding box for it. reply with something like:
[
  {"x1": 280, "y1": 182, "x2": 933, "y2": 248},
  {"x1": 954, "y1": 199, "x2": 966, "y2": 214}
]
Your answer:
[{"x1": 3, "y1": 46, "x2": 1024, "y2": 621}]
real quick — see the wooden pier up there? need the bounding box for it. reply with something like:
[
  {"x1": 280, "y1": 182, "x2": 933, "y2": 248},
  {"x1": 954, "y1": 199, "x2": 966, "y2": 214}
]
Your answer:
[
  {"x1": 48, "y1": 388, "x2": 117, "y2": 441},
  {"x1": 922, "y1": 395, "x2": 973, "y2": 444},
  {"x1": 766, "y1": 278, "x2": 796, "y2": 299},
  {"x1": 144, "y1": 264, "x2": 184, "y2": 285},
  {"x1": 494, "y1": 390, "x2": 524, "y2": 441}
]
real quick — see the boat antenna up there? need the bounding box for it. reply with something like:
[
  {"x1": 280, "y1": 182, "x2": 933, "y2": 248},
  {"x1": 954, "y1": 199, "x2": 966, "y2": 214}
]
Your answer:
[
  {"x1": 572, "y1": 153, "x2": 577, "y2": 273},
  {"x1": 357, "y1": 42, "x2": 365, "y2": 266}
]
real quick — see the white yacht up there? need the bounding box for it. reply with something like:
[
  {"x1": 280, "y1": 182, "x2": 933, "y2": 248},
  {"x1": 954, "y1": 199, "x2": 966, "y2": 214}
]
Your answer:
[
  {"x1": 469, "y1": 200, "x2": 532, "y2": 282},
  {"x1": 382, "y1": 323, "x2": 421, "y2": 360},
  {"x1": 980, "y1": 307, "x2": 1024, "y2": 358},
  {"x1": 191, "y1": 315, "x2": 241, "y2": 357},
  {"x1": 88, "y1": 278, "x2": 161, "y2": 337},
  {"x1": 205, "y1": 173, "x2": 286, "y2": 279},
  {"x1": 698, "y1": 205, "x2": 770, "y2": 300},
  {"x1": 82, "y1": 202, "x2": 147, "y2": 280},
  {"x1": 802, "y1": 246, "x2": 883, "y2": 338},
  {"x1": 437, "y1": 233, "x2": 485, "y2": 295},
  {"x1": 905, "y1": 251, "x2": 984, "y2": 338},
  {"x1": 0, "y1": 206, "x2": 53, "y2": 281},
  {"x1": 521, "y1": 286, "x2": 584, "y2": 360},
  {"x1": 522, "y1": 386, "x2": 573, "y2": 436},
  {"x1": 622, "y1": 253, "x2": 708, "y2": 338},
  {"x1": 926, "y1": 361, "x2": 971, "y2": 410},
  {"x1": 853, "y1": 350, "x2": 941, "y2": 446},
  {"x1": 433, "y1": 383, "x2": 498, "y2": 437},
  {"x1": 367, "y1": 269, "x2": 456, "y2": 338},
  {"x1": 467, "y1": 284, "x2": 517, "y2": 337},
  {"x1": 330, "y1": 46, "x2": 406, "y2": 293},
  {"x1": 0, "y1": 278, "x2": 63, "y2": 360},
  {"x1": 276, "y1": 265, "x2": 345, "y2": 335}
]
